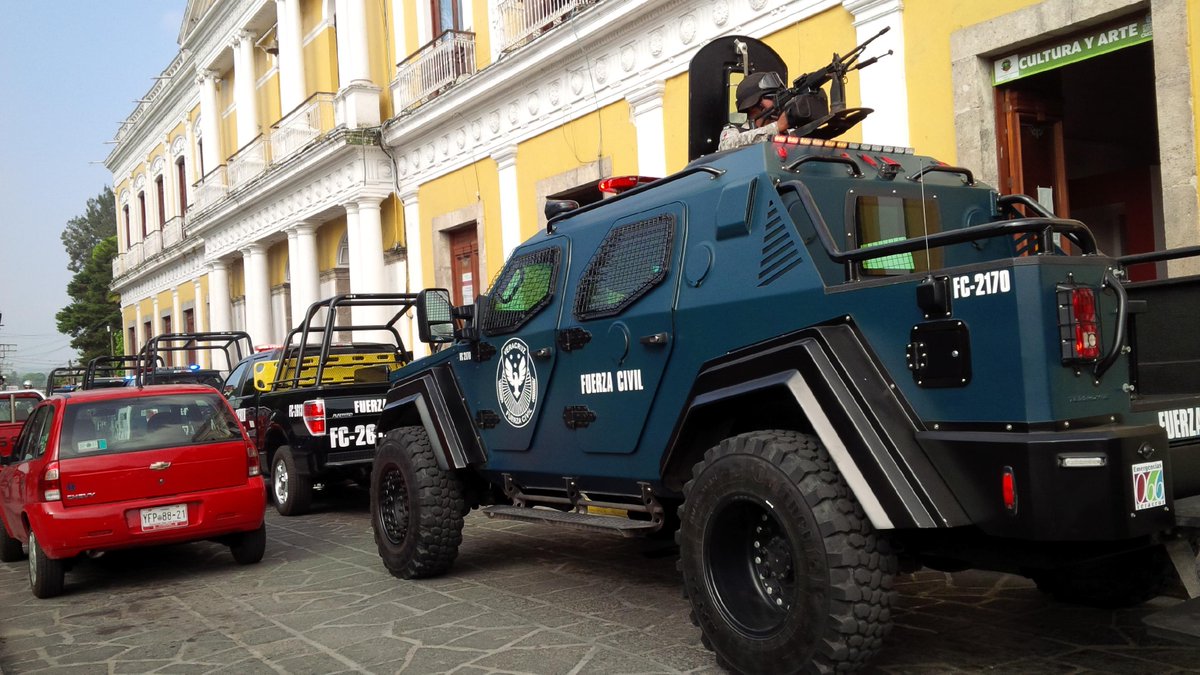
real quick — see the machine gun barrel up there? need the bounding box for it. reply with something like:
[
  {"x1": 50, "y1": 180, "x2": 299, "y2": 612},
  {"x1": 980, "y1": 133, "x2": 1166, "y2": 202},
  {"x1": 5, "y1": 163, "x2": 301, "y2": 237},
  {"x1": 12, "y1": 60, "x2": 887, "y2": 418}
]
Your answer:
[{"x1": 754, "y1": 25, "x2": 891, "y2": 123}]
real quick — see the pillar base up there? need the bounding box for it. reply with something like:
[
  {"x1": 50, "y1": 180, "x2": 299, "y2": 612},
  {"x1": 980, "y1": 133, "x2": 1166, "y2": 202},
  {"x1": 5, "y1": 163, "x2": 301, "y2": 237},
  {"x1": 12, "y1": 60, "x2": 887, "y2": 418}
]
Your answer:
[{"x1": 337, "y1": 81, "x2": 382, "y2": 128}]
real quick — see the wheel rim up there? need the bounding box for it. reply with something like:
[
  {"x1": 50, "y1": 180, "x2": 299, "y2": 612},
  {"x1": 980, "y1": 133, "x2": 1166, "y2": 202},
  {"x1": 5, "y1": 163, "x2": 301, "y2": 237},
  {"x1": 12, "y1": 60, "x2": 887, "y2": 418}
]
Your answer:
[
  {"x1": 704, "y1": 497, "x2": 796, "y2": 638},
  {"x1": 28, "y1": 531, "x2": 37, "y2": 588},
  {"x1": 273, "y1": 457, "x2": 289, "y2": 504},
  {"x1": 377, "y1": 464, "x2": 410, "y2": 545}
]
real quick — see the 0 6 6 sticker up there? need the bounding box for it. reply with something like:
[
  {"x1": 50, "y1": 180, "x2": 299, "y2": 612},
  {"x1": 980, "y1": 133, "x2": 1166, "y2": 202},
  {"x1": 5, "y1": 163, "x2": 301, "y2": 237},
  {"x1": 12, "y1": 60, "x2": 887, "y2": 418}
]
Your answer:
[{"x1": 1132, "y1": 461, "x2": 1166, "y2": 510}]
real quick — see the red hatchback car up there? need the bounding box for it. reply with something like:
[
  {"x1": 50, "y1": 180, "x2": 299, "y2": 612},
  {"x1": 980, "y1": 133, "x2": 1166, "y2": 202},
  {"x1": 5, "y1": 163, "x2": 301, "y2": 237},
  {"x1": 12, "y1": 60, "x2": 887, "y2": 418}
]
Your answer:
[{"x1": 0, "y1": 385, "x2": 266, "y2": 598}]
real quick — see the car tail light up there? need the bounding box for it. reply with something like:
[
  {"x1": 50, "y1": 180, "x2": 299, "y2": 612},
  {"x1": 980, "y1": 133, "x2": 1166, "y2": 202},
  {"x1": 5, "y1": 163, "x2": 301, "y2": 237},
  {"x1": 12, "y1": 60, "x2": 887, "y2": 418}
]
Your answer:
[
  {"x1": 40, "y1": 462, "x2": 61, "y2": 502},
  {"x1": 597, "y1": 175, "x2": 657, "y2": 195},
  {"x1": 302, "y1": 399, "x2": 326, "y2": 436},
  {"x1": 246, "y1": 444, "x2": 260, "y2": 477},
  {"x1": 1001, "y1": 466, "x2": 1017, "y2": 514},
  {"x1": 1057, "y1": 285, "x2": 1101, "y2": 363}
]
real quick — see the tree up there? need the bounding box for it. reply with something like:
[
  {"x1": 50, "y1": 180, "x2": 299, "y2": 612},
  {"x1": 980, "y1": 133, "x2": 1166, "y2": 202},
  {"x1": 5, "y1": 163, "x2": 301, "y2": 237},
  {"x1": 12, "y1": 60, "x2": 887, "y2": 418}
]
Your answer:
[
  {"x1": 61, "y1": 186, "x2": 116, "y2": 273},
  {"x1": 56, "y1": 235, "x2": 121, "y2": 365}
]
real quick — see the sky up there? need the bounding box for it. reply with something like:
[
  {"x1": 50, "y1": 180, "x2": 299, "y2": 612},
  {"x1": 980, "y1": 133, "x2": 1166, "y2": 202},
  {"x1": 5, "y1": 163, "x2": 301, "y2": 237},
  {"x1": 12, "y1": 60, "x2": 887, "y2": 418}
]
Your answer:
[{"x1": 0, "y1": 1, "x2": 187, "y2": 375}]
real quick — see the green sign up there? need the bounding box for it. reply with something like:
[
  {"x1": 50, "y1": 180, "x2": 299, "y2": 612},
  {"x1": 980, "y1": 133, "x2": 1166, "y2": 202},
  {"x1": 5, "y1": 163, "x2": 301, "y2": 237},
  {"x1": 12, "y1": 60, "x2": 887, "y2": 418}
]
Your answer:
[{"x1": 993, "y1": 13, "x2": 1152, "y2": 85}]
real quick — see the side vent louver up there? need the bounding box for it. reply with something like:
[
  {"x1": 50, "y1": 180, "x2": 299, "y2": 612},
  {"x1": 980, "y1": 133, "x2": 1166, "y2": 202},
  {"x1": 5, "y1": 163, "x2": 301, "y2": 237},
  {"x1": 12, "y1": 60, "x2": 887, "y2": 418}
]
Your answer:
[{"x1": 758, "y1": 200, "x2": 802, "y2": 286}]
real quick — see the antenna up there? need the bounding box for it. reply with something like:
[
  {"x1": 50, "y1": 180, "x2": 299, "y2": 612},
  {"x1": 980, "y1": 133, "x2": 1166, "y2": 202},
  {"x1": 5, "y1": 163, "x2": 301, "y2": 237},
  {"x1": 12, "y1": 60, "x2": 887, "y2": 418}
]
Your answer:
[{"x1": 919, "y1": 157, "x2": 932, "y2": 276}]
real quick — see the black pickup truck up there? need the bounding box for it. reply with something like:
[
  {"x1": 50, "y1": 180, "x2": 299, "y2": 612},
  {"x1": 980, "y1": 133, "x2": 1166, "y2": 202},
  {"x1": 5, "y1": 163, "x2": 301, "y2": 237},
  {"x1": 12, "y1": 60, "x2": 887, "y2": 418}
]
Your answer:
[{"x1": 222, "y1": 294, "x2": 420, "y2": 515}]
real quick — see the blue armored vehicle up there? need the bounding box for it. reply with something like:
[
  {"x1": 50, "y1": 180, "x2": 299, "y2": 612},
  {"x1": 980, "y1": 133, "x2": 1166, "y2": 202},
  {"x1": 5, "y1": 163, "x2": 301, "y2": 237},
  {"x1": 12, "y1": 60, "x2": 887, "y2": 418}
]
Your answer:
[{"x1": 370, "y1": 33, "x2": 1200, "y2": 673}]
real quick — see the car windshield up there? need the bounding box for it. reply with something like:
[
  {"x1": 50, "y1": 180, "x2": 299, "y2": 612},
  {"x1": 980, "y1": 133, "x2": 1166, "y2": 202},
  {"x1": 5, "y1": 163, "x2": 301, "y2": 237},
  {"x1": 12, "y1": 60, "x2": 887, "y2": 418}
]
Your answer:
[{"x1": 59, "y1": 393, "x2": 243, "y2": 458}]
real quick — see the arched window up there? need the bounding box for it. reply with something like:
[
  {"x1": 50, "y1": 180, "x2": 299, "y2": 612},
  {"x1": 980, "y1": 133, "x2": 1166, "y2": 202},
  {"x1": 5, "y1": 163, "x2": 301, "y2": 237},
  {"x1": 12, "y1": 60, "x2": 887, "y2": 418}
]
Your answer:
[{"x1": 336, "y1": 234, "x2": 349, "y2": 267}]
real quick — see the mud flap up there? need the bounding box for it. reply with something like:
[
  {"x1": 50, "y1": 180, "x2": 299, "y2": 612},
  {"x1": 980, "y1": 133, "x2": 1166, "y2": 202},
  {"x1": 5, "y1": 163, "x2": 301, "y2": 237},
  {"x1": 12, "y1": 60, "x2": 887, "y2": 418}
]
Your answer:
[{"x1": 1142, "y1": 496, "x2": 1200, "y2": 643}]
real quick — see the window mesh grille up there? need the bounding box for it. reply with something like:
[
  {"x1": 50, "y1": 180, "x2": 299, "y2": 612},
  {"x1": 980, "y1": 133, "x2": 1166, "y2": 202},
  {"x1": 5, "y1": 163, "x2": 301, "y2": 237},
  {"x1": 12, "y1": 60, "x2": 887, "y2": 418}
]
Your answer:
[
  {"x1": 481, "y1": 247, "x2": 560, "y2": 335},
  {"x1": 574, "y1": 214, "x2": 674, "y2": 320}
]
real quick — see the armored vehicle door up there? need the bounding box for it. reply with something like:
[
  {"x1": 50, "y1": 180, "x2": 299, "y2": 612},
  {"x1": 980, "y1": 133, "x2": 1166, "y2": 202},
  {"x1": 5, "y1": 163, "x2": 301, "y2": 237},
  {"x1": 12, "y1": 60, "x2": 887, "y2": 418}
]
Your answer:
[
  {"x1": 534, "y1": 203, "x2": 683, "y2": 461},
  {"x1": 457, "y1": 241, "x2": 566, "y2": 453}
]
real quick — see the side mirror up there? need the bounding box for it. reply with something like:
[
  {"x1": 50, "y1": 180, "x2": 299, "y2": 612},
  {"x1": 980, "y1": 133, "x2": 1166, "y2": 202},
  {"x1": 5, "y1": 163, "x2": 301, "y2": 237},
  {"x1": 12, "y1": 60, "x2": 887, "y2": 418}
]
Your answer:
[
  {"x1": 0, "y1": 439, "x2": 11, "y2": 462},
  {"x1": 417, "y1": 289, "x2": 455, "y2": 345}
]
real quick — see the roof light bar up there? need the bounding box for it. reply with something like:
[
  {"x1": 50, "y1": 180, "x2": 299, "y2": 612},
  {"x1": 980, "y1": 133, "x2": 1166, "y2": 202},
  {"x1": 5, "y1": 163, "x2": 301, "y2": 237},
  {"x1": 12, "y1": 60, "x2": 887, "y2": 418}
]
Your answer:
[{"x1": 772, "y1": 135, "x2": 915, "y2": 155}]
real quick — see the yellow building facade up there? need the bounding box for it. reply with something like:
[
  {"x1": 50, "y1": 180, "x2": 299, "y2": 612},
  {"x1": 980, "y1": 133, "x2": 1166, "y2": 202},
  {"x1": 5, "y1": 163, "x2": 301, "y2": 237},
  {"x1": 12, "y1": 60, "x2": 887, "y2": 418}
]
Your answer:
[{"x1": 110, "y1": 0, "x2": 1200, "y2": 363}]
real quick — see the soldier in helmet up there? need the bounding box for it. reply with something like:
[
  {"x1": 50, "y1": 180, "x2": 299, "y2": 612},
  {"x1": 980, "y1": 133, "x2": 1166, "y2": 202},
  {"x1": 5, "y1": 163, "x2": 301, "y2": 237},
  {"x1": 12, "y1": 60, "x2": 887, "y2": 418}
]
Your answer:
[{"x1": 717, "y1": 71, "x2": 792, "y2": 151}]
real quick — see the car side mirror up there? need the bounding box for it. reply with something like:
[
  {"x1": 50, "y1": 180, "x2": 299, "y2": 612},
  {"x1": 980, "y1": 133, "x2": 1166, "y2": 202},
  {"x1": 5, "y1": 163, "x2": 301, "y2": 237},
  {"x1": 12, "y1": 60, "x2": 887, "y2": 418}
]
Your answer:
[
  {"x1": 417, "y1": 289, "x2": 455, "y2": 345},
  {"x1": 0, "y1": 440, "x2": 11, "y2": 462}
]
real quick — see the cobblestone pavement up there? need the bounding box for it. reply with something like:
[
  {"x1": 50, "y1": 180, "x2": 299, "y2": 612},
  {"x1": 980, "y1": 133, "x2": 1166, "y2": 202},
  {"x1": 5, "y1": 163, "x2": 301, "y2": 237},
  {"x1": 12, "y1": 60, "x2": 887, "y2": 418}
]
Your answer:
[{"x1": 0, "y1": 488, "x2": 1198, "y2": 674}]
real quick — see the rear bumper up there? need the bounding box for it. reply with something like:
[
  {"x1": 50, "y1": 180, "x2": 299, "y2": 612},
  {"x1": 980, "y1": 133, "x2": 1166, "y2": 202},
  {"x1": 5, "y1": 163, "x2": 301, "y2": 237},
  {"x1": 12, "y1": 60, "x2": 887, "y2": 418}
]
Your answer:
[
  {"x1": 26, "y1": 478, "x2": 265, "y2": 559},
  {"x1": 919, "y1": 424, "x2": 1178, "y2": 541}
]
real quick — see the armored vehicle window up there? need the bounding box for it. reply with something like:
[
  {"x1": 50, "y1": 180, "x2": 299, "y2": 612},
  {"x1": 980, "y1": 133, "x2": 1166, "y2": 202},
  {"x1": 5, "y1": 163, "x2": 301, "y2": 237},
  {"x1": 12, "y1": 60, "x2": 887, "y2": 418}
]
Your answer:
[
  {"x1": 574, "y1": 214, "x2": 675, "y2": 320},
  {"x1": 481, "y1": 247, "x2": 561, "y2": 335},
  {"x1": 855, "y1": 195, "x2": 942, "y2": 276}
]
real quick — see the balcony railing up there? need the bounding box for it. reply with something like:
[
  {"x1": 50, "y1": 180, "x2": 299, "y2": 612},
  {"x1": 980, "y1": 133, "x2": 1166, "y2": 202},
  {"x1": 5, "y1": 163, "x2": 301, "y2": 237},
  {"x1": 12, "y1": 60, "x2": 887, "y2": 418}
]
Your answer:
[
  {"x1": 127, "y1": 241, "x2": 144, "y2": 269},
  {"x1": 112, "y1": 252, "x2": 125, "y2": 278},
  {"x1": 271, "y1": 93, "x2": 335, "y2": 161},
  {"x1": 496, "y1": 0, "x2": 596, "y2": 52},
  {"x1": 392, "y1": 31, "x2": 477, "y2": 113},
  {"x1": 163, "y1": 215, "x2": 183, "y2": 248},
  {"x1": 143, "y1": 229, "x2": 163, "y2": 258},
  {"x1": 228, "y1": 134, "x2": 270, "y2": 188},
  {"x1": 193, "y1": 165, "x2": 228, "y2": 211}
]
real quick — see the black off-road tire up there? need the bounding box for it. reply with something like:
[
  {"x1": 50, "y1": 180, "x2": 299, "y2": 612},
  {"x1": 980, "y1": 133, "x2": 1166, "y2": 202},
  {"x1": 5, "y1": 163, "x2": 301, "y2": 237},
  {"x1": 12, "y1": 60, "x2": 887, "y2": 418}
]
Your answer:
[
  {"x1": 0, "y1": 519, "x2": 24, "y2": 562},
  {"x1": 1032, "y1": 545, "x2": 1173, "y2": 608},
  {"x1": 28, "y1": 529, "x2": 65, "y2": 599},
  {"x1": 271, "y1": 446, "x2": 312, "y2": 516},
  {"x1": 371, "y1": 427, "x2": 465, "y2": 579},
  {"x1": 677, "y1": 430, "x2": 896, "y2": 674},
  {"x1": 229, "y1": 524, "x2": 267, "y2": 565}
]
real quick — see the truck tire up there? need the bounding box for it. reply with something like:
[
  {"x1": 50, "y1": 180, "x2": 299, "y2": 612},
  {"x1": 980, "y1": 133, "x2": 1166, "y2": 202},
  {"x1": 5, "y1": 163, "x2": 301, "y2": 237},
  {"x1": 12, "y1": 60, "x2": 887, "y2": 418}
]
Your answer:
[
  {"x1": 271, "y1": 446, "x2": 312, "y2": 516},
  {"x1": 229, "y1": 524, "x2": 267, "y2": 565},
  {"x1": 1031, "y1": 545, "x2": 1173, "y2": 608},
  {"x1": 28, "y1": 529, "x2": 65, "y2": 599},
  {"x1": 678, "y1": 430, "x2": 896, "y2": 674},
  {"x1": 0, "y1": 519, "x2": 24, "y2": 562},
  {"x1": 371, "y1": 427, "x2": 465, "y2": 579}
]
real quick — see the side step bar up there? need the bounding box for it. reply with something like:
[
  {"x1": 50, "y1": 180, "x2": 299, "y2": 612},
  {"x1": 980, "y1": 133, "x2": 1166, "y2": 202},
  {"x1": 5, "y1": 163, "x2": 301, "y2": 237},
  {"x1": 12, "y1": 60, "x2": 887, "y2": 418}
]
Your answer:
[{"x1": 482, "y1": 505, "x2": 660, "y2": 537}]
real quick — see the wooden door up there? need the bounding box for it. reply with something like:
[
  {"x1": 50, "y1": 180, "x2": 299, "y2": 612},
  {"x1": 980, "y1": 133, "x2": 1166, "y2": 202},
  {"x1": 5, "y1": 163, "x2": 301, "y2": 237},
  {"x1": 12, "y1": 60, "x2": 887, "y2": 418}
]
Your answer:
[
  {"x1": 997, "y1": 87, "x2": 1069, "y2": 254},
  {"x1": 449, "y1": 226, "x2": 480, "y2": 307}
]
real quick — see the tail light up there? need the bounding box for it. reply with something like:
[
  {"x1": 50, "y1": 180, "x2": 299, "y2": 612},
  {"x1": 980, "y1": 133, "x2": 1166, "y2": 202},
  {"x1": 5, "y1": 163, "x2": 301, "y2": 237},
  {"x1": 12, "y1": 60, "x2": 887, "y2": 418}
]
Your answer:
[
  {"x1": 302, "y1": 399, "x2": 326, "y2": 436},
  {"x1": 597, "y1": 175, "x2": 658, "y2": 195},
  {"x1": 246, "y1": 444, "x2": 261, "y2": 477},
  {"x1": 40, "y1": 462, "x2": 61, "y2": 502},
  {"x1": 1057, "y1": 285, "x2": 1101, "y2": 363},
  {"x1": 1001, "y1": 466, "x2": 1017, "y2": 513}
]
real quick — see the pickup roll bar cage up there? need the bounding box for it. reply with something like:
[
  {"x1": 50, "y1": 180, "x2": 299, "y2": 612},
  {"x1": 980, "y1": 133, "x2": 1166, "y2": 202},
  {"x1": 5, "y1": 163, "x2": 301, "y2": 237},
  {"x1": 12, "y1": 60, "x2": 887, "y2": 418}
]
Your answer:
[
  {"x1": 46, "y1": 367, "x2": 87, "y2": 395},
  {"x1": 778, "y1": 181, "x2": 1099, "y2": 274},
  {"x1": 138, "y1": 331, "x2": 254, "y2": 386},
  {"x1": 272, "y1": 293, "x2": 421, "y2": 390},
  {"x1": 83, "y1": 354, "x2": 164, "y2": 390}
]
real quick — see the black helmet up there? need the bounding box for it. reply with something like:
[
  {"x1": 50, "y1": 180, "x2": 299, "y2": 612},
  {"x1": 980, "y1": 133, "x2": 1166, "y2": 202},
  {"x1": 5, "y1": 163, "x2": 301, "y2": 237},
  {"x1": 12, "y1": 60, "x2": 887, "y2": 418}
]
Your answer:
[{"x1": 736, "y1": 71, "x2": 784, "y2": 113}]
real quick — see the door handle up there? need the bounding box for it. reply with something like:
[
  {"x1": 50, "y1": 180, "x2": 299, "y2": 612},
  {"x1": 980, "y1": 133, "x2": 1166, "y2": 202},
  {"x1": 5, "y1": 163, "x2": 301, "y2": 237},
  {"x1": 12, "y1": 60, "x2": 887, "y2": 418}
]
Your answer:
[
  {"x1": 640, "y1": 332, "x2": 670, "y2": 346},
  {"x1": 532, "y1": 347, "x2": 552, "y2": 359}
]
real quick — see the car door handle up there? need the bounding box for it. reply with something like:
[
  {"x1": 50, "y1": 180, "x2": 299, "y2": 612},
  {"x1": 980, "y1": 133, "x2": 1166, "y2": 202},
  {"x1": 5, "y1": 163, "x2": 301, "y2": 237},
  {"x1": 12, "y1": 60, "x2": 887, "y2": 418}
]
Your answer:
[
  {"x1": 640, "y1": 332, "x2": 670, "y2": 346},
  {"x1": 532, "y1": 347, "x2": 552, "y2": 359}
]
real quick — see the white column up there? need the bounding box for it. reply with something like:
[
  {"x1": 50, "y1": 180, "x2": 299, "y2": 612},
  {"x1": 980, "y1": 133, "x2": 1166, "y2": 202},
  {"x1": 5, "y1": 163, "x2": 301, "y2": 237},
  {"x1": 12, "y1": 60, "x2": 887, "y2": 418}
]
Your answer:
[
  {"x1": 356, "y1": 195, "x2": 391, "y2": 334},
  {"x1": 400, "y1": 188, "x2": 425, "y2": 359},
  {"x1": 208, "y1": 260, "x2": 233, "y2": 334},
  {"x1": 134, "y1": 303, "x2": 144, "y2": 354},
  {"x1": 277, "y1": 0, "x2": 307, "y2": 113},
  {"x1": 494, "y1": 146, "x2": 521, "y2": 259},
  {"x1": 242, "y1": 244, "x2": 273, "y2": 346},
  {"x1": 334, "y1": 0, "x2": 381, "y2": 127},
  {"x1": 184, "y1": 119, "x2": 198, "y2": 206},
  {"x1": 161, "y1": 133, "x2": 175, "y2": 220},
  {"x1": 152, "y1": 296, "x2": 161, "y2": 339},
  {"x1": 627, "y1": 81, "x2": 667, "y2": 178},
  {"x1": 194, "y1": 278, "x2": 209, "y2": 368},
  {"x1": 843, "y1": 0, "x2": 909, "y2": 146},
  {"x1": 344, "y1": 201, "x2": 362, "y2": 293},
  {"x1": 171, "y1": 289, "x2": 182, "y2": 366},
  {"x1": 197, "y1": 69, "x2": 222, "y2": 176},
  {"x1": 287, "y1": 222, "x2": 321, "y2": 326},
  {"x1": 233, "y1": 30, "x2": 260, "y2": 149}
]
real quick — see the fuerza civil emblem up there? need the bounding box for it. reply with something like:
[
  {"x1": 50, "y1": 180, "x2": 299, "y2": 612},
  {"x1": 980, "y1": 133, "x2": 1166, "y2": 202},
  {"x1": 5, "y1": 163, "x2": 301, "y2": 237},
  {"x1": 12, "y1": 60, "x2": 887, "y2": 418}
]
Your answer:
[{"x1": 497, "y1": 338, "x2": 538, "y2": 427}]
